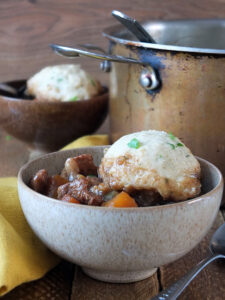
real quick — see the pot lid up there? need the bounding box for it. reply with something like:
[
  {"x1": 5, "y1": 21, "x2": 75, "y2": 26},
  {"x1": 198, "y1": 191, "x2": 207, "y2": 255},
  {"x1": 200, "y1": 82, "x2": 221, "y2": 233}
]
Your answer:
[{"x1": 103, "y1": 19, "x2": 225, "y2": 55}]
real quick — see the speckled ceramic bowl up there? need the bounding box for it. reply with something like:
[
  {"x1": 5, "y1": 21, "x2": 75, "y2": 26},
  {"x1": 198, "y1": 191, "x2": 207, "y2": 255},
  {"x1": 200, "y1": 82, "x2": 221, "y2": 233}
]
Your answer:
[
  {"x1": 18, "y1": 146, "x2": 224, "y2": 283},
  {"x1": 0, "y1": 80, "x2": 108, "y2": 151}
]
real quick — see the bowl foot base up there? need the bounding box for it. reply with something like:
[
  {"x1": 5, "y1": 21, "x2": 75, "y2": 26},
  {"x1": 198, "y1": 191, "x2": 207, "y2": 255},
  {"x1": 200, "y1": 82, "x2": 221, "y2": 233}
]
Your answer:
[{"x1": 82, "y1": 267, "x2": 157, "y2": 283}]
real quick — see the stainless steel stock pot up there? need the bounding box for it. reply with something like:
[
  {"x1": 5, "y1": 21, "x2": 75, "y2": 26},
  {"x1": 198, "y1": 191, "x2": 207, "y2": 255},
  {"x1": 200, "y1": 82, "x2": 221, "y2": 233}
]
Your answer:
[{"x1": 51, "y1": 19, "x2": 225, "y2": 194}]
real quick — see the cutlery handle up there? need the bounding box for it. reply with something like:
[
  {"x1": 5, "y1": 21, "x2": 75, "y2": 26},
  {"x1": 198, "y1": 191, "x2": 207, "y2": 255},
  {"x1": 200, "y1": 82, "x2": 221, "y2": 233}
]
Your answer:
[
  {"x1": 151, "y1": 253, "x2": 224, "y2": 300},
  {"x1": 112, "y1": 10, "x2": 156, "y2": 43},
  {"x1": 0, "y1": 83, "x2": 17, "y2": 95}
]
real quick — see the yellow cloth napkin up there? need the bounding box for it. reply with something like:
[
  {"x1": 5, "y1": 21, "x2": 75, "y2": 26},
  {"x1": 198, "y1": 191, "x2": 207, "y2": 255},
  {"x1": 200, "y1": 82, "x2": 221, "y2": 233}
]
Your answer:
[
  {"x1": 61, "y1": 134, "x2": 109, "y2": 150},
  {"x1": 0, "y1": 134, "x2": 109, "y2": 296}
]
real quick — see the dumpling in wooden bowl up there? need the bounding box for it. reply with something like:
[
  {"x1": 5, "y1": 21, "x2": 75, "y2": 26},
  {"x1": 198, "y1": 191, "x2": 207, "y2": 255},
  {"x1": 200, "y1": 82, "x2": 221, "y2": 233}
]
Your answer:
[{"x1": 27, "y1": 64, "x2": 102, "y2": 102}]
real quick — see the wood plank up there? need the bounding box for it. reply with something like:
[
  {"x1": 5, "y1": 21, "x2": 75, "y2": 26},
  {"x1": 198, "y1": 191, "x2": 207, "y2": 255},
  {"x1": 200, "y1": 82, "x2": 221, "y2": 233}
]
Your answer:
[
  {"x1": 159, "y1": 212, "x2": 225, "y2": 300},
  {"x1": 71, "y1": 268, "x2": 159, "y2": 300},
  {"x1": 3, "y1": 262, "x2": 75, "y2": 300}
]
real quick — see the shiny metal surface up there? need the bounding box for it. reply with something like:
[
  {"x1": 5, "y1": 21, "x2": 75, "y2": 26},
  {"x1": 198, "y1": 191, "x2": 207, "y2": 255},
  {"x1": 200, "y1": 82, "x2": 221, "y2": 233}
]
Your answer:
[
  {"x1": 100, "y1": 60, "x2": 111, "y2": 72},
  {"x1": 139, "y1": 67, "x2": 159, "y2": 90},
  {"x1": 78, "y1": 43, "x2": 107, "y2": 54},
  {"x1": 50, "y1": 43, "x2": 144, "y2": 64},
  {"x1": 78, "y1": 44, "x2": 111, "y2": 72},
  {"x1": 103, "y1": 19, "x2": 225, "y2": 54},
  {"x1": 112, "y1": 10, "x2": 156, "y2": 43}
]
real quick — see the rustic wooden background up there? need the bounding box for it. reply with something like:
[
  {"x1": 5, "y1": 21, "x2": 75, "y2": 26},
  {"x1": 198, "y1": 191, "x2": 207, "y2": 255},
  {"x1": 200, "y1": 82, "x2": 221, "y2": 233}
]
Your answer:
[{"x1": 1, "y1": 0, "x2": 225, "y2": 86}]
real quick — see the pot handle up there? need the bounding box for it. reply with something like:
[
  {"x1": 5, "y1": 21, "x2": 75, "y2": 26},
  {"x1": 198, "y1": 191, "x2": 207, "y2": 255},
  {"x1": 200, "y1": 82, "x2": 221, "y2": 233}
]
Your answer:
[
  {"x1": 51, "y1": 43, "x2": 146, "y2": 64},
  {"x1": 50, "y1": 44, "x2": 160, "y2": 90}
]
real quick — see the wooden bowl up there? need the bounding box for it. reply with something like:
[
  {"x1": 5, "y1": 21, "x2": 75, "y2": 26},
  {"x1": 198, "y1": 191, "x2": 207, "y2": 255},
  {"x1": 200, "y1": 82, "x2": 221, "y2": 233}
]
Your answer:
[
  {"x1": 0, "y1": 80, "x2": 108, "y2": 151},
  {"x1": 18, "y1": 147, "x2": 224, "y2": 283}
]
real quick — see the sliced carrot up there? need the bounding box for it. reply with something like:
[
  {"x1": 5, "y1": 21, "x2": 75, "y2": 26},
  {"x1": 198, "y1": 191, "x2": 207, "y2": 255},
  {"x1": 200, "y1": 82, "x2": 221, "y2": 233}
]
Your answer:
[
  {"x1": 68, "y1": 197, "x2": 80, "y2": 204},
  {"x1": 61, "y1": 194, "x2": 80, "y2": 204},
  {"x1": 102, "y1": 191, "x2": 138, "y2": 207}
]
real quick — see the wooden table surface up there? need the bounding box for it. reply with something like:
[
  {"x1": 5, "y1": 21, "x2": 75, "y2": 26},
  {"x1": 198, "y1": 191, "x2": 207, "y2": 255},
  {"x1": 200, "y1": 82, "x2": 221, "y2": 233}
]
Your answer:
[{"x1": 1, "y1": 130, "x2": 225, "y2": 300}]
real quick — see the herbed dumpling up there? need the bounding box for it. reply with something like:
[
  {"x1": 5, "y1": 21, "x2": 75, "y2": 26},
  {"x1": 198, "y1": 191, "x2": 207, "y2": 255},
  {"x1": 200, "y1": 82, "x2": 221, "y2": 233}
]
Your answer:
[
  {"x1": 27, "y1": 64, "x2": 102, "y2": 102},
  {"x1": 99, "y1": 130, "x2": 201, "y2": 202}
]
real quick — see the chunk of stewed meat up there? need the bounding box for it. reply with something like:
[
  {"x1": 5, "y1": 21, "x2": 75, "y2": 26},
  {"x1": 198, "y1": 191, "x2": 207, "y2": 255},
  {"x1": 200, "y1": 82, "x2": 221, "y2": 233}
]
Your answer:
[
  {"x1": 61, "y1": 154, "x2": 98, "y2": 181},
  {"x1": 30, "y1": 169, "x2": 48, "y2": 194},
  {"x1": 86, "y1": 175, "x2": 102, "y2": 187},
  {"x1": 61, "y1": 158, "x2": 79, "y2": 181},
  {"x1": 74, "y1": 154, "x2": 98, "y2": 176},
  {"x1": 90, "y1": 182, "x2": 112, "y2": 196},
  {"x1": 131, "y1": 189, "x2": 163, "y2": 207},
  {"x1": 57, "y1": 176, "x2": 103, "y2": 206},
  {"x1": 45, "y1": 175, "x2": 68, "y2": 198}
]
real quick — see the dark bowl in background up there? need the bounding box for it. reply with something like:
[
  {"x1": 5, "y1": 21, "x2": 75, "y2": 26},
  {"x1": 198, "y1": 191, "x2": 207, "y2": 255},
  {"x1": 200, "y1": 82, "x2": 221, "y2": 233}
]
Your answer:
[{"x1": 0, "y1": 80, "x2": 108, "y2": 151}]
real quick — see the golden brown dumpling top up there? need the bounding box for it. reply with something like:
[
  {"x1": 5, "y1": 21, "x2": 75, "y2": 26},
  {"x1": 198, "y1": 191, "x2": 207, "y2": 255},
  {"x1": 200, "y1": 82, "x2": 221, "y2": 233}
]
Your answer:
[{"x1": 99, "y1": 130, "x2": 201, "y2": 201}]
